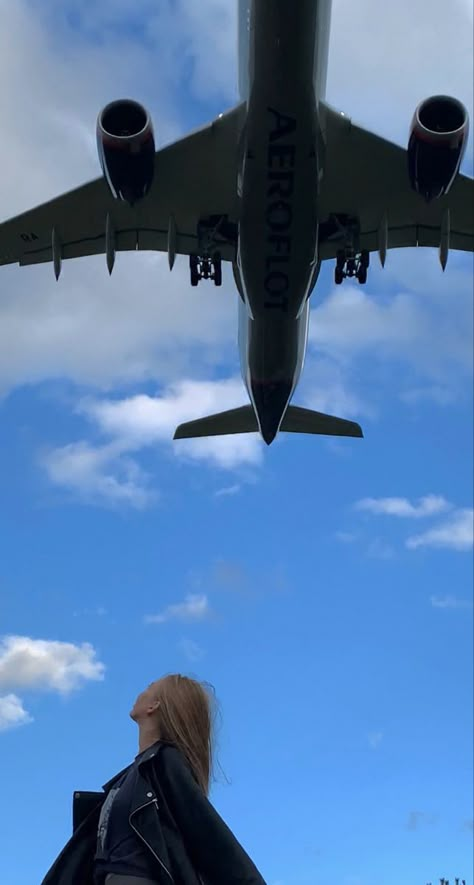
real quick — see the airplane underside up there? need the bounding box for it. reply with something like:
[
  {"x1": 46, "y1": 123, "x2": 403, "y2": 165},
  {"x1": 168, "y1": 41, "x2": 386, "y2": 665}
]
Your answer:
[{"x1": 0, "y1": 0, "x2": 471, "y2": 448}]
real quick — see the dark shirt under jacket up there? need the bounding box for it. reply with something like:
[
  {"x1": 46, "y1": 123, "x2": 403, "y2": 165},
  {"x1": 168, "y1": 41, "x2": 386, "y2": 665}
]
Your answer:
[{"x1": 93, "y1": 749, "x2": 158, "y2": 884}]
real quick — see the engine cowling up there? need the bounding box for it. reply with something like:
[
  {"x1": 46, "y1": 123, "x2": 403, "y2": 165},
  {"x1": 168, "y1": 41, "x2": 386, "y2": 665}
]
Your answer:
[
  {"x1": 97, "y1": 99, "x2": 155, "y2": 205},
  {"x1": 408, "y1": 95, "x2": 469, "y2": 201}
]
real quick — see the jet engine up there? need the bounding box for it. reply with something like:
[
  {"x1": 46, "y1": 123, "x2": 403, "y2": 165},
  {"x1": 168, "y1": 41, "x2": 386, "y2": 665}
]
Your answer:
[
  {"x1": 408, "y1": 95, "x2": 469, "y2": 201},
  {"x1": 97, "y1": 99, "x2": 155, "y2": 205}
]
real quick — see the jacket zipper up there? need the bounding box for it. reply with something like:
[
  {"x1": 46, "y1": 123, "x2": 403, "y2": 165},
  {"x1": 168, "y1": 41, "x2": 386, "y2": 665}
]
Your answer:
[{"x1": 129, "y1": 798, "x2": 175, "y2": 883}]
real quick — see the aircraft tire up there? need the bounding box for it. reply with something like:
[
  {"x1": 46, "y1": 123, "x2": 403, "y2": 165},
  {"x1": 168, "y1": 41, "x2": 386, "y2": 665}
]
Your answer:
[
  {"x1": 336, "y1": 249, "x2": 345, "y2": 270},
  {"x1": 190, "y1": 255, "x2": 200, "y2": 286},
  {"x1": 214, "y1": 254, "x2": 222, "y2": 287}
]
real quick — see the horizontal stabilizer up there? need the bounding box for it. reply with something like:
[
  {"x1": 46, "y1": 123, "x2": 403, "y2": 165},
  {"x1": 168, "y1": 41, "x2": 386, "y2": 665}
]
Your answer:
[
  {"x1": 280, "y1": 405, "x2": 363, "y2": 438},
  {"x1": 174, "y1": 405, "x2": 258, "y2": 439}
]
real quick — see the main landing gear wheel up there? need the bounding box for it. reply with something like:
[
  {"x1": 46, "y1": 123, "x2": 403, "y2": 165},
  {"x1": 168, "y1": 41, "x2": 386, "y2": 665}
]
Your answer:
[
  {"x1": 189, "y1": 253, "x2": 222, "y2": 287},
  {"x1": 334, "y1": 249, "x2": 371, "y2": 286},
  {"x1": 356, "y1": 249, "x2": 369, "y2": 284},
  {"x1": 213, "y1": 253, "x2": 222, "y2": 287},
  {"x1": 190, "y1": 255, "x2": 200, "y2": 287}
]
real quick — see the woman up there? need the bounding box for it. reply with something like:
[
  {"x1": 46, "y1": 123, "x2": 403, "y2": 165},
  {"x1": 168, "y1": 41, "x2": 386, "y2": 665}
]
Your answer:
[{"x1": 41, "y1": 674, "x2": 267, "y2": 885}]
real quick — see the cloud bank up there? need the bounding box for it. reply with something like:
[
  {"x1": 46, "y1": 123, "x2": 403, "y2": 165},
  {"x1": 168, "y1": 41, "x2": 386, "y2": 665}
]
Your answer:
[{"x1": 0, "y1": 634, "x2": 105, "y2": 732}]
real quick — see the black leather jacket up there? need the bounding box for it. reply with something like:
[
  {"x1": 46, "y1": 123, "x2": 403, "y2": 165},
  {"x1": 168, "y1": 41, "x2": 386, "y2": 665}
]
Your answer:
[{"x1": 40, "y1": 740, "x2": 266, "y2": 885}]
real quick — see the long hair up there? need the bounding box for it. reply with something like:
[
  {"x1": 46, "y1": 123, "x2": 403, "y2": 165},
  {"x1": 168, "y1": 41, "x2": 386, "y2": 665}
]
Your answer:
[{"x1": 154, "y1": 674, "x2": 217, "y2": 795}]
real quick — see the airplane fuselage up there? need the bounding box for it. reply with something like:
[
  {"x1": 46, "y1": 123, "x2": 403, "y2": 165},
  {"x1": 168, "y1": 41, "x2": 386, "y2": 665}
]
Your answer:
[{"x1": 235, "y1": 0, "x2": 333, "y2": 443}]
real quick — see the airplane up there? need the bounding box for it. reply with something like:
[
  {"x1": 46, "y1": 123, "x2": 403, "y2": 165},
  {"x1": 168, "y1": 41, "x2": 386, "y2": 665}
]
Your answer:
[{"x1": 0, "y1": 0, "x2": 473, "y2": 446}]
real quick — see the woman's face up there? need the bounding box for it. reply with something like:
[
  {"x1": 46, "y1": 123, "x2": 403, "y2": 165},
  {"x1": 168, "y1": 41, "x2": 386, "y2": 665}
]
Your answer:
[{"x1": 129, "y1": 679, "x2": 161, "y2": 721}]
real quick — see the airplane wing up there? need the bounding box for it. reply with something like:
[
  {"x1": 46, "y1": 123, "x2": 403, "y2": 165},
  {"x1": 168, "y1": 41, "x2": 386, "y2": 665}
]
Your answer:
[
  {"x1": 318, "y1": 101, "x2": 474, "y2": 261},
  {"x1": 0, "y1": 103, "x2": 244, "y2": 274}
]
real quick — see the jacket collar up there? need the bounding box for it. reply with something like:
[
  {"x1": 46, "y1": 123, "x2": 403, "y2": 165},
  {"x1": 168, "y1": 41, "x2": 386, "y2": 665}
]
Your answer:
[{"x1": 101, "y1": 739, "x2": 165, "y2": 793}]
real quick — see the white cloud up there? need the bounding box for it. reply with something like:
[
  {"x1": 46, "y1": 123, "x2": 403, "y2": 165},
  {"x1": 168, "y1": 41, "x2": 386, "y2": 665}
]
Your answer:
[
  {"x1": 82, "y1": 379, "x2": 246, "y2": 443},
  {"x1": 312, "y1": 285, "x2": 426, "y2": 355},
  {"x1": 430, "y1": 595, "x2": 473, "y2": 610},
  {"x1": 73, "y1": 606, "x2": 108, "y2": 618},
  {"x1": 0, "y1": 694, "x2": 33, "y2": 732},
  {"x1": 42, "y1": 379, "x2": 262, "y2": 505},
  {"x1": 327, "y1": 0, "x2": 473, "y2": 147},
  {"x1": 145, "y1": 594, "x2": 211, "y2": 625},
  {"x1": 42, "y1": 440, "x2": 155, "y2": 509},
  {"x1": 301, "y1": 356, "x2": 374, "y2": 420},
  {"x1": 355, "y1": 495, "x2": 451, "y2": 519},
  {"x1": 368, "y1": 731, "x2": 383, "y2": 749},
  {"x1": 0, "y1": 254, "x2": 236, "y2": 396},
  {"x1": 399, "y1": 386, "x2": 458, "y2": 407},
  {"x1": 367, "y1": 539, "x2": 394, "y2": 560},
  {"x1": 148, "y1": 0, "x2": 238, "y2": 102},
  {"x1": 407, "y1": 509, "x2": 473, "y2": 551},
  {"x1": 309, "y1": 266, "x2": 473, "y2": 396},
  {"x1": 176, "y1": 432, "x2": 261, "y2": 470},
  {"x1": 215, "y1": 484, "x2": 241, "y2": 498},
  {"x1": 0, "y1": 635, "x2": 105, "y2": 694},
  {"x1": 178, "y1": 639, "x2": 206, "y2": 662},
  {"x1": 335, "y1": 531, "x2": 358, "y2": 544},
  {"x1": 354, "y1": 496, "x2": 472, "y2": 553}
]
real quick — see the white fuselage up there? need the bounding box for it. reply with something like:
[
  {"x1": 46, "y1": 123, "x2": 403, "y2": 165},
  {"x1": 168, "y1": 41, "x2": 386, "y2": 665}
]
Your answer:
[{"x1": 235, "y1": 0, "x2": 333, "y2": 443}]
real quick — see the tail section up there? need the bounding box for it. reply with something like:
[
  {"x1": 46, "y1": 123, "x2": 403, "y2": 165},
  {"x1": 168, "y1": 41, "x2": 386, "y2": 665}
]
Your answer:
[
  {"x1": 173, "y1": 403, "x2": 363, "y2": 441},
  {"x1": 174, "y1": 405, "x2": 258, "y2": 439},
  {"x1": 280, "y1": 405, "x2": 363, "y2": 438}
]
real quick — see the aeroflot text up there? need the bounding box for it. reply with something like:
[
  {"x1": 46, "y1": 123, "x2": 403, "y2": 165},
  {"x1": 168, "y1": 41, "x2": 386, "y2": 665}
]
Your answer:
[{"x1": 264, "y1": 107, "x2": 297, "y2": 312}]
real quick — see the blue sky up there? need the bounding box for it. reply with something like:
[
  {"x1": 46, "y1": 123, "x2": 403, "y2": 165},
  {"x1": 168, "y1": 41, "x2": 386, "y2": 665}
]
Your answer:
[{"x1": 0, "y1": 2, "x2": 473, "y2": 885}]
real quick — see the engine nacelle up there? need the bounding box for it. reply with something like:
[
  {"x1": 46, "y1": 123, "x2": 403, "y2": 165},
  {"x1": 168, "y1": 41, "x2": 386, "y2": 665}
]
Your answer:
[
  {"x1": 97, "y1": 99, "x2": 155, "y2": 205},
  {"x1": 408, "y1": 95, "x2": 469, "y2": 201}
]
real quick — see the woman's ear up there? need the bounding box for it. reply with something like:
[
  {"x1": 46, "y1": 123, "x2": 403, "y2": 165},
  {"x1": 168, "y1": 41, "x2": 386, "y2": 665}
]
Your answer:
[{"x1": 147, "y1": 698, "x2": 161, "y2": 716}]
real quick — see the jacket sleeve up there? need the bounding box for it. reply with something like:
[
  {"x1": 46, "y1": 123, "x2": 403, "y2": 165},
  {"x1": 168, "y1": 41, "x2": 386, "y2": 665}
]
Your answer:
[
  {"x1": 72, "y1": 790, "x2": 103, "y2": 833},
  {"x1": 156, "y1": 745, "x2": 267, "y2": 885}
]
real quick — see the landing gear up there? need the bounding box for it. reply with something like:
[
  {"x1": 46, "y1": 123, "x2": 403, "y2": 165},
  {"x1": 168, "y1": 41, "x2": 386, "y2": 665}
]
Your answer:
[
  {"x1": 334, "y1": 249, "x2": 370, "y2": 285},
  {"x1": 320, "y1": 214, "x2": 371, "y2": 286},
  {"x1": 188, "y1": 212, "x2": 237, "y2": 289},
  {"x1": 357, "y1": 250, "x2": 370, "y2": 284},
  {"x1": 189, "y1": 252, "x2": 222, "y2": 287},
  {"x1": 190, "y1": 255, "x2": 200, "y2": 287},
  {"x1": 214, "y1": 254, "x2": 222, "y2": 287}
]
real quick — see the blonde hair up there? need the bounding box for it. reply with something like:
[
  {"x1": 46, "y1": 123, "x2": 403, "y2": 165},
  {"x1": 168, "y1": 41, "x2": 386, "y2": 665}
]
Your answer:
[{"x1": 154, "y1": 674, "x2": 217, "y2": 795}]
